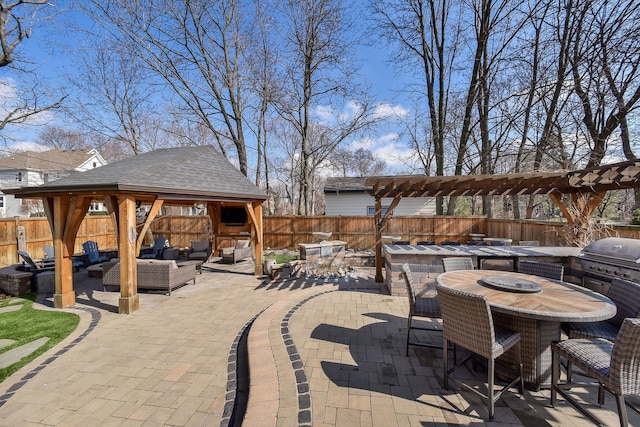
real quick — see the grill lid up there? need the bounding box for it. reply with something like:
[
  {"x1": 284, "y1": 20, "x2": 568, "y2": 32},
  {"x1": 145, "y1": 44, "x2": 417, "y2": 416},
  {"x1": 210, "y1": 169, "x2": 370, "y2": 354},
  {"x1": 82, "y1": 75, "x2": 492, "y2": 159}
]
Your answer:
[{"x1": 581, "y1": 237, "x2": 640, "y2": 264}]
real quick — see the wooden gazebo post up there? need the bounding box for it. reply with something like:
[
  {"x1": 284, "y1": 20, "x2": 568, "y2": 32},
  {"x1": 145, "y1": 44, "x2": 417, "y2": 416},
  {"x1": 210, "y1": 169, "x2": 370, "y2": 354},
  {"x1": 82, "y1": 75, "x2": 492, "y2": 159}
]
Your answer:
[
  {"x1": 44, "y1": 195, "x2": 91, "y2": 309},
  {"x1": 249, "y1": 201, "x2": 263, "y2": 275},
  {"x1": 116, "y1": 194, "x2": 139, "y2": 314}
]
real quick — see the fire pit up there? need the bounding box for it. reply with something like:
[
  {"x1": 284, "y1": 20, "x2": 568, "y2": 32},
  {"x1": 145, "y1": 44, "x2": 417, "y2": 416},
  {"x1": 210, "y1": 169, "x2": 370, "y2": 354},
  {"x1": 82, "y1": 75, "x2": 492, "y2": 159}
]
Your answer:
[
  {"x1": 299, "y1": 240, "x2": 347, "y2": 272},
  {"x1": 481, "y1": 275, "x2": 542, "y2": 293}
]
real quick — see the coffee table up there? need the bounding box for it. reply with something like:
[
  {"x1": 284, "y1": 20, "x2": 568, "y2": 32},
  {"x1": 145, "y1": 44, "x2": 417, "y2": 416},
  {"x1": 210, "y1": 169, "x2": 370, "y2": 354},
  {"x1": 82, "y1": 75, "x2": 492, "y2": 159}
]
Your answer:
[{"x1": 177, "y1": 260, "x2": 203, "y2": 274}]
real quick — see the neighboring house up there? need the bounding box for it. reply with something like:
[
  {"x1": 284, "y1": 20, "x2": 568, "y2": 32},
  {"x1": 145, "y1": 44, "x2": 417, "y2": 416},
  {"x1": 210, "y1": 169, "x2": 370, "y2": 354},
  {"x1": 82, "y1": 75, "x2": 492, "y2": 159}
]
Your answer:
[
  {"x1": 324, "y1": 176, "x2": 436, "y2": 216},
  {"x1": 0, "y1": 148, "x2": 107, "y2": 217}
]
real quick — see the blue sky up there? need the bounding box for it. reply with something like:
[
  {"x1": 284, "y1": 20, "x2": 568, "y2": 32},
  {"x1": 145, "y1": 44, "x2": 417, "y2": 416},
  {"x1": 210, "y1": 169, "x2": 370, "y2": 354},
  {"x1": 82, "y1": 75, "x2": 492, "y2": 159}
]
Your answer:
[{"x1": 1, "y1": 3, "x2": 421, "y2": 175}]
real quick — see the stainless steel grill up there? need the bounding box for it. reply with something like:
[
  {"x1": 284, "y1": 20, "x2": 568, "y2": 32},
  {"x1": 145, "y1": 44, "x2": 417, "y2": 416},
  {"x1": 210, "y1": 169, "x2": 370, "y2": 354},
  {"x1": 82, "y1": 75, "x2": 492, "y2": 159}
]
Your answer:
[{"x1": 580, "y1": 237, "x2": 640, "y2": 294}]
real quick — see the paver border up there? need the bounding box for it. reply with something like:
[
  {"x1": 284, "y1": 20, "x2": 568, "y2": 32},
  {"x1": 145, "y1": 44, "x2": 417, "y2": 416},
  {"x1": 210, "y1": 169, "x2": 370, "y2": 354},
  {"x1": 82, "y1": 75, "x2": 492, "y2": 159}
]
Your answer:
[{"x1": 220, "y1": 309, "x2": 267, "y2": 427}]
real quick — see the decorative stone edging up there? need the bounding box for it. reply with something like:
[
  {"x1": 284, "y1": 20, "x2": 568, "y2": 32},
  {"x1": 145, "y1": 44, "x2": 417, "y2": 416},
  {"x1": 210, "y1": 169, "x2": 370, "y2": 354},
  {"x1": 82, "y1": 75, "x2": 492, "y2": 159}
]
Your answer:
[
  {"x1": 0, "y1": 306, "x2": 101, "y2": 408},
  {"x1": 220, "y1": 310, "x2": 264, "y2": 427}
]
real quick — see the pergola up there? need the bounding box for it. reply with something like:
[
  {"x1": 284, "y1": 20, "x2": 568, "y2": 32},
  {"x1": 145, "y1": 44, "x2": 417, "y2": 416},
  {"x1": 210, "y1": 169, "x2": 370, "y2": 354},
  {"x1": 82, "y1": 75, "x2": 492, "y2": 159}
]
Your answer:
[
  {"x1": 6, "y1": 147, "x2": 267, "y2": 314},
  {"x1": 366, "y1": 159, "x2": 640, "y2": 282}
]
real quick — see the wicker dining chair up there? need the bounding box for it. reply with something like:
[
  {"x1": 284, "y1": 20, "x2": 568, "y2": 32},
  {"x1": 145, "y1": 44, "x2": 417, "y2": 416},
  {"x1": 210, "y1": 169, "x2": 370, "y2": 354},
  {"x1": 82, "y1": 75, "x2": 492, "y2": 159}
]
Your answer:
[
  {"x1": 442, "y1": 257, "x2": 474, "y2": 272},
  {"x1": 517, "y1": 260, "x2": 564, "y2": 281},
  {"x1": 564, "y1": 278, "x2": 640, "y2": 344},
  {"x1": 402, "y1": 263, "x2": 442, "y2": 355},
  {"x1": 437, "y1": 283, "x2": 524, "y2": 420},
  {"x1": 551, "y1": 318, "x2": 640, "y2": 427}
]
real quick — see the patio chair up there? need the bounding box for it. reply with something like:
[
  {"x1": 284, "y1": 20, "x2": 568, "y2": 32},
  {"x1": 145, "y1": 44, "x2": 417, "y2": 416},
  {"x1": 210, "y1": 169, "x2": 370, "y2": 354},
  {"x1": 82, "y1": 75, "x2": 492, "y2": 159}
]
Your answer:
[
  {"x1": 43, "y1": 245, "x2": 83, "y2": 271},
  {"x1": 563, "y1": 278, "x2": 640, "y2": 344},
  {"x1": 402, "y1": 263, "x2": 442, "y2": 355},
  {"x1": 437, "y1": 283, "x2": 524, "y2": 420},
  {"x1": 82, "y1": 240, "x2": 109, "y2": 265},
  {"x1": 517, "y1": 260, "x2": 564, "y2": 281},
  {"x1": 551, "y1": 318, "x2": 640, "y2": 427},
  {"x1": 43, "y1": 245, "x2": 55, "y2": 260},
  {"x1": 416, "y1": 241, "x2": 435, "y2": 245},
  {"x1": 189, "y1": 240, "x2": 212, "y2": 262},
  {"x1": 17, "y1": 250, "x2": 55, "y2": 273},
  {"x1": 442, "y1": 257, "x2": 474, "y2": 272},
  {"x1": 221, "y1": 240, "x2": 252, "y2": 264},
  {"x1": 140, "y1": 236, "x2": 168, "y2": 259}
]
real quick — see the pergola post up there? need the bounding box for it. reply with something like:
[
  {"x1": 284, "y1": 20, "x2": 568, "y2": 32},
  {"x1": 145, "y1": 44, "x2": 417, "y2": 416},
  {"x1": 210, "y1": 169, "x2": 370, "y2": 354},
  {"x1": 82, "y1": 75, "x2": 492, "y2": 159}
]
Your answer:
[
  {"x1": 374, "y1": 197, "x2": 383, "y2": 282},
  {"x1": 117, "y1": 194, "x2": 139, "y2": 314},
  {"x1": 549, "y1": 191, "x2": 607, "y2": 244}
]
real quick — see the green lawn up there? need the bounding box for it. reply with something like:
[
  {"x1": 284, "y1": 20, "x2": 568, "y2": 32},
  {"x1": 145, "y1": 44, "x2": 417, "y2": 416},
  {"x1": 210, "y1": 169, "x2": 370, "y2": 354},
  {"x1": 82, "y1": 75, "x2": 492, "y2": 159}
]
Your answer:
[
  {"x1": 0, "y1": 296, "x2": 79, "y2": 383},
  {"x1": 265, "y1": 253, "x2": 299, "y2": 264}
]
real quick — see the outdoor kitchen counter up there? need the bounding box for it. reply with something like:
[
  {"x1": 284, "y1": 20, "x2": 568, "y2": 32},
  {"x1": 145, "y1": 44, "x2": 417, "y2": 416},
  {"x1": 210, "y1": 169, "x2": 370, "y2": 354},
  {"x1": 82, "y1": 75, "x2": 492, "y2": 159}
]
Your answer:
[
  {"x1": 383, "y1": 244, "x2": 583, "y2": 296},
  {"x1": 437, "y1": 270, "x2": 616, "y2": 389},
  {"x1": 383, "y1": 243, "x2": 582, "y2": 260}
]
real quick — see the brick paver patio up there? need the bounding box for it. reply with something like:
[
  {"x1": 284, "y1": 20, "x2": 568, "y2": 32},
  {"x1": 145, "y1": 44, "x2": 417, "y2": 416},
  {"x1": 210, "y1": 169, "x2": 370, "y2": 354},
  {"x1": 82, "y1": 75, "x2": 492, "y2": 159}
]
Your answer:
[{"x1": 0, "y1": 260, "x2": 637, "y2": 426}]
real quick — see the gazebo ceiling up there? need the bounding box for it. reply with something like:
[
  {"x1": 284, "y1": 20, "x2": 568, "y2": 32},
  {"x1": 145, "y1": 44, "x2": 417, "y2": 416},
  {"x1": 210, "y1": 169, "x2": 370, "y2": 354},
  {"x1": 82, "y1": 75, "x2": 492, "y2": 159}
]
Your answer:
[{"x1": 365, "y1": 159, "x2": 640, "y2": 199}]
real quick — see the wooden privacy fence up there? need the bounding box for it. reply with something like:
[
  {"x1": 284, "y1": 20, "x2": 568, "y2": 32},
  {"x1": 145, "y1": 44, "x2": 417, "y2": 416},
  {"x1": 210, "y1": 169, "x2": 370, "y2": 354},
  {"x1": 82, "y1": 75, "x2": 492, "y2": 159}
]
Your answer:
[{"x1": 3, "y1": 215, "x2": 640, "y2": 267}]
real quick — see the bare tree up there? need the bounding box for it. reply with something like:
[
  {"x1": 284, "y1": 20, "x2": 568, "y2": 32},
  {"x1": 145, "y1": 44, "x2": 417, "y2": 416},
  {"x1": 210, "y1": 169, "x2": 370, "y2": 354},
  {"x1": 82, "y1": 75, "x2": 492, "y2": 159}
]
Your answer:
[
  {"x1": 275, "y1": 0, "x2": 378, "y2": 215},
  {"x1": 328, "y1": 147, "x2": 387, "y2": 177},
  {"x1": 66, "y1": 46, "x2": 162, "y2": 155},
  {"x1": 0, "y1": 0, "x2": 64, "y2": 139},
  {"x1": 84, "y1": 0, "x2": 253, "y2": 174},
  {"x1": 569, "y1": 0, "x2": 640, "y2": 168},
  {"x1": 0, "y1": 0, "x2": 49, "y2": 67},
  {"x1": 246, "y1": 0, "x2": 281, "y2": 188},
  {"x1": 37, "y1": 125, "x2": 90, "y2": 150},
  {"x1": 372, "y1": 0, "x2": 459, "y2": 214}
]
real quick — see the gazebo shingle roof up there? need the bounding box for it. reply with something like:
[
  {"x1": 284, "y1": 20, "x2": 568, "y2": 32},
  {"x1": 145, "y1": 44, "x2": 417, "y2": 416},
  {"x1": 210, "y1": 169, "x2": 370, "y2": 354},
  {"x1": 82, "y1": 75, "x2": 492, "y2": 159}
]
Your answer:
[{"x1": 8, "y1": 146, "x2": 267, "y2": 201}]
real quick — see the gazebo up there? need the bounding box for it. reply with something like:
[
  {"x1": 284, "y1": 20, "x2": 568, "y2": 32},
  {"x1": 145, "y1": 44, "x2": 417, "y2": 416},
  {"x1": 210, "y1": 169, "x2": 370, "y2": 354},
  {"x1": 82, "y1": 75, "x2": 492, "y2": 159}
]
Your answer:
[
  {"x1": 6, "y1": 146, "x2": 267, "y2": 314},
  {"x1": 366, "y1": 159, "x2": 640, "y2": 282}
]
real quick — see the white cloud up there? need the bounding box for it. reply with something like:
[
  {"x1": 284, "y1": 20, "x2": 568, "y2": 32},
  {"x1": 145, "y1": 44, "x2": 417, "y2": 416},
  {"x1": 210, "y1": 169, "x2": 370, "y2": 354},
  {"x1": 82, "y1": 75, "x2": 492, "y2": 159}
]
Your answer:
[
  {"x1": 350, "y1": 132, "x2": 399, "y2": 150},
  {"x1": 8, "y1": 141, "x2": 49, "y2": 152},
  {"x1": 371, "y1": 139, "x2": 414, "y2": 170},
  {"x1": 312, "y1": 105, "x2": 335, "y2": 124},
  {"x1": 373, "y1": 103, "x2": 408, "y2": 119},
  {"x1": 347, "y1": 132, "x2": 416, "y2": 172}
]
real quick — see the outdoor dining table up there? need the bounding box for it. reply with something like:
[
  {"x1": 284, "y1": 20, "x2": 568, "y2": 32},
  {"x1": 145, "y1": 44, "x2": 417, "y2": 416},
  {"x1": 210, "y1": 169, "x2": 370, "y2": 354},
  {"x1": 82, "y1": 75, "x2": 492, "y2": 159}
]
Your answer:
[{"x1": 436, "y1": 270, "x2": 616, "y2": 390}]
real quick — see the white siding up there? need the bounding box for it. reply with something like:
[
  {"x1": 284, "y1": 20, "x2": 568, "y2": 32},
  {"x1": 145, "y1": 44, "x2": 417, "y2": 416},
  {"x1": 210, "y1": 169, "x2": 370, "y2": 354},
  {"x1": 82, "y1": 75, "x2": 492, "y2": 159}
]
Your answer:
[{"x1": 324, "y1": 192, "x2": 436, "y2": 216}]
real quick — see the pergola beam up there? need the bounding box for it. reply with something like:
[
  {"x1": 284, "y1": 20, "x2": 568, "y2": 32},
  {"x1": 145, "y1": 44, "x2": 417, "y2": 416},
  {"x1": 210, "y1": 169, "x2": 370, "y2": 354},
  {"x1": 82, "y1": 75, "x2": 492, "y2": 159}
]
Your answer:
[{"x1": 367, "y1": 159, "x2": 640, "y2": 282}]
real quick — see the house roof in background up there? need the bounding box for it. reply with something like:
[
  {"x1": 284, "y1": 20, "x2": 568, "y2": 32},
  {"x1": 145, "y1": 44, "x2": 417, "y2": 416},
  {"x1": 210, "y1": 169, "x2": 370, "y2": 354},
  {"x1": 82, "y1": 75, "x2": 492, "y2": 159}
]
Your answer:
[
  {"x1": 6, "y1": 146, "x2": 268, "y2": 202},
  {"x1": 0, "y1": 149, "x2": 99, "y2": 171},
  {"x1": 324, "y1": 176, "x2": 371, "y2": 193}
]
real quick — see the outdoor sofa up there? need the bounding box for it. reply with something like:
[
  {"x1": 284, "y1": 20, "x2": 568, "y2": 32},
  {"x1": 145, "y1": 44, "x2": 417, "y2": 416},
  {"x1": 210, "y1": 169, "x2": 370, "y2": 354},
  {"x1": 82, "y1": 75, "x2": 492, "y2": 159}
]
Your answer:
[{"x1": 102, "y1": 259, "x2": 196, "y2": 295}]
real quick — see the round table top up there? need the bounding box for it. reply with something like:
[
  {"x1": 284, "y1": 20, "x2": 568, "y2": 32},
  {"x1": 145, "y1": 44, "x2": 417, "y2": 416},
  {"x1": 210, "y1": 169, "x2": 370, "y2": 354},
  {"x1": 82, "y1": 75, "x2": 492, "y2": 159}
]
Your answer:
[{"x1": 437, "y1": 270, "x2": 616, "y2": 322}]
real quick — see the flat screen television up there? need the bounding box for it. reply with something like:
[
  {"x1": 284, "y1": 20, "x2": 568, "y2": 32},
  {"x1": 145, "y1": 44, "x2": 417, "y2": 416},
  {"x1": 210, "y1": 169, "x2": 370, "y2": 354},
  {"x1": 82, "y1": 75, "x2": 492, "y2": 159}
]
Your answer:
[{"x1": 221, "y1": 206, "x2": 247, "y2": 226}]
